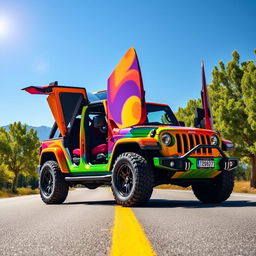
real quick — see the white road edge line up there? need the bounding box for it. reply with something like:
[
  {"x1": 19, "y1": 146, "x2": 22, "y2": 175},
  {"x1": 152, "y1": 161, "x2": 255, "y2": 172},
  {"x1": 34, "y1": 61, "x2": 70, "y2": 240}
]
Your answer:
[{"x1": 231, "y1": 193, "x2": 256, "y2": 198}]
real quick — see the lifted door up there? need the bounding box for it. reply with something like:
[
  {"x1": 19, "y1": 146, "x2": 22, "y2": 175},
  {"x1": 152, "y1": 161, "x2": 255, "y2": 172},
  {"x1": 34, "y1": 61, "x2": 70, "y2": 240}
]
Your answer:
[
  {"x1": 107, "y1": 48, "x2": 147, "y2": 129},
  {"x1": 23, "y1": 83, "x2": 88, "y2": 137}
]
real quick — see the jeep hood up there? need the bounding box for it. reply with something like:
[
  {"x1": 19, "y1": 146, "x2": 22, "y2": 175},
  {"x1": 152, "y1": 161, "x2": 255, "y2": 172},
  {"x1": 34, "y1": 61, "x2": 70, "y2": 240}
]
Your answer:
[{"x1": 118, "y1": 125, "x2": 216, "y2": 137}]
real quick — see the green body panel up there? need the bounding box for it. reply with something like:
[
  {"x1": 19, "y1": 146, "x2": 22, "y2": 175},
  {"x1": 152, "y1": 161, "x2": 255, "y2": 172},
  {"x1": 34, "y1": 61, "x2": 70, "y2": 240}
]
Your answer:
[
  {"x1": 67, "y1": 158, "x2": 109, "y2": 175},
  {"x1": 129, "y1": 127, "x2": 155, "y2": 137},
  {"x1": 153, "y1": 158, "x2": 171, "y2": 171},
  {"x1": 187, "y1": 157, "x2": 221, "y2": 170},
  {"x1": 153, "y1": 157, "x2": 222, "y2": 179}
]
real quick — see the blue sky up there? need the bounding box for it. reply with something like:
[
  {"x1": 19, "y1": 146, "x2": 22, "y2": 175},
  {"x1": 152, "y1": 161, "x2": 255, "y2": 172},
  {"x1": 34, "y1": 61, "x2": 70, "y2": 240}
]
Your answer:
[{"x1": 0, "y1": 0, "x2": 255, "y2": 127}]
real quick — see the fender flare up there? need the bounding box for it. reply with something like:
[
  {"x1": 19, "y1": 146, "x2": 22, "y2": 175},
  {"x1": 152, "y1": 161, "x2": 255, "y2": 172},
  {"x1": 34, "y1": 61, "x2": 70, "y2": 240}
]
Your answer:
[{"x1": 40, "y1": 147, "x2": 70, "y2": 174}]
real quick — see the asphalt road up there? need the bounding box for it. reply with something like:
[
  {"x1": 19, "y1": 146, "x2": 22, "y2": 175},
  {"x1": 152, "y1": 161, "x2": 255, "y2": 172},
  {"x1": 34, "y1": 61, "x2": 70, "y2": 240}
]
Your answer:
[{"x1": 1, "y1": 188, "x2": 256, "y2": 256}]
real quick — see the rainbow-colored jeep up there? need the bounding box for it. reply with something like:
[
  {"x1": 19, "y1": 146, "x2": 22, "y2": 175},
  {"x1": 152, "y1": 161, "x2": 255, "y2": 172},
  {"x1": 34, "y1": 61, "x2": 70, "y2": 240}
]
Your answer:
[{"x1": 23, "y1": 48, "x2": 238, "y2": 206}]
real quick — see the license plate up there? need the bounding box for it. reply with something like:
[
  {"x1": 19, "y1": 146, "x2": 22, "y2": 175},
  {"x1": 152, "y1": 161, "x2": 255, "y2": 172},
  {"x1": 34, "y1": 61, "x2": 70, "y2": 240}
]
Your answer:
[{"x1": 197, "y1": 159, "x2": 214, "y2": 168}]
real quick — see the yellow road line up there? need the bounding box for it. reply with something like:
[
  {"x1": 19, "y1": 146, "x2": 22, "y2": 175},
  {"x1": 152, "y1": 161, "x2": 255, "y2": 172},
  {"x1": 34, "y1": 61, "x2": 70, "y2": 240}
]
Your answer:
[{"x1": 111, "y1": 206, "x2": 156, "y2": 256}]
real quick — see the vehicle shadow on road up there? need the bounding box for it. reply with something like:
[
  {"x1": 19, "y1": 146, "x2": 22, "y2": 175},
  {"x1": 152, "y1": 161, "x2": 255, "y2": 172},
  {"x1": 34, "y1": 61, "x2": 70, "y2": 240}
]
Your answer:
[
  {"x1": 139, "y1": 199, "x2": 256, "y2": 208},
  {"x1": 64, "y1": 199, "x2": 256, "y2": 208},
  {"x1": 64, "y1": 200, "x2": 116, "y2": 206}
]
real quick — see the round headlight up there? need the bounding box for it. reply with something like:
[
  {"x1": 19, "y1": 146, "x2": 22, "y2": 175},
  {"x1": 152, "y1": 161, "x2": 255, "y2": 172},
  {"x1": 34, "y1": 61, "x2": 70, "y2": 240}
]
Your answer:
[
  {"x1": 210, "y1": 135, "x2": 218, "y2": 145},
  {"x1": 161, "y1": 133, "x2": 172, "y2": 146}
]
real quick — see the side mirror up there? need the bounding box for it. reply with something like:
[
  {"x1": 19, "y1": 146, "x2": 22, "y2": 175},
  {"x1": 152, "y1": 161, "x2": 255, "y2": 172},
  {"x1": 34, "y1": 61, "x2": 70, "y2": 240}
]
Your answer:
[
  {"x1": 194, "y1": 108, "x2": 205, "y2": 128},
  {"x1": 179, "y1": 121, "x2": 185, "y2": 127},
  {"x1": 222, "y1": 140, "x2": 234, "y2": 151}
]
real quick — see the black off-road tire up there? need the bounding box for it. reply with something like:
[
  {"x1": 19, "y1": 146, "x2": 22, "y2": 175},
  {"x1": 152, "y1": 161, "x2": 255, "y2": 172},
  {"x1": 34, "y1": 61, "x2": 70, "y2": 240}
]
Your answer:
[
  {"x1": 192, "y1": 171, "x2": 234, "y2": 203},
  {"x1": 40, "y1": 160, "x2": 69, "y2": 204},
  {"x1": 111, "y1": 152, "x2": 153, "y2": 207}
]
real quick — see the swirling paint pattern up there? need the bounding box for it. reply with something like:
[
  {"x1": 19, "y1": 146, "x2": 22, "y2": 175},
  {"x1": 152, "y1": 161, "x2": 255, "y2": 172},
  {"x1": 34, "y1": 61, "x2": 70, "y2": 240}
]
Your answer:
[{"x1": 107, "y1": 48, "x2": 146, "y2": 129}]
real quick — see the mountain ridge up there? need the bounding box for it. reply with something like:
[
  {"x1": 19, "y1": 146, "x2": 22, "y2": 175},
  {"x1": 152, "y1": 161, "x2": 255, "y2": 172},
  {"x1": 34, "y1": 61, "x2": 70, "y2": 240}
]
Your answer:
[{"x1": 2, "y1": 124, "x2": 51, "y2": 141}]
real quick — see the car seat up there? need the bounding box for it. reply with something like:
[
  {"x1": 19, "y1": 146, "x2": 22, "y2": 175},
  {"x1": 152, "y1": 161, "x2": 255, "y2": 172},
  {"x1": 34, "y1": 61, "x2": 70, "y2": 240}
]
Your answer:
[{"x1": 90, "y1": 115, "x2": 107, "y2": 162}]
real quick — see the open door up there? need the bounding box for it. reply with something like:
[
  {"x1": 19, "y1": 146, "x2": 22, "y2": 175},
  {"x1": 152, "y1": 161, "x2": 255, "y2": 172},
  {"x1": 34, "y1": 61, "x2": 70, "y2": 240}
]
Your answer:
[
  {"x1": 107, "y1": 48, "x2": 147, "y2": 129},
  {"x1": 201, "y1": 61, "x2": 213, "y2": 130},
  {"x1": 23, "y1": 82, "x2": 88, "y2": 137}
]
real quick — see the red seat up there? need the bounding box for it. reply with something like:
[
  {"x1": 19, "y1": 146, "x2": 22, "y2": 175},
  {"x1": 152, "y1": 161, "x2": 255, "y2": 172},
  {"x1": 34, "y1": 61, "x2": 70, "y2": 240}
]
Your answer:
[
  {"x1": 91, "y1": 144, "x2": 107, "y2": 156},
  {"x1": 73, "y1": 148, "x2": 81, "y2": 156}
]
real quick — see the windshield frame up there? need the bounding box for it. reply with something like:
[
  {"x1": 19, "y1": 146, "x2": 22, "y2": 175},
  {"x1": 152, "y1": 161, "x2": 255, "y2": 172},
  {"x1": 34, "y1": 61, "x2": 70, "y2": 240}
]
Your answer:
[{"x1": 144, "y1": 103, "x2": 179, "y2": 126}]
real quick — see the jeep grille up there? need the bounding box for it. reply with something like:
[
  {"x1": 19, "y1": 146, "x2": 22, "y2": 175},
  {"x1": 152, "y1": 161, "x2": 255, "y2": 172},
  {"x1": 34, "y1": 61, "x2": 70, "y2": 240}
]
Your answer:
[{"x1": 175, "y1": 133, "x2": 213, "y2": 156}]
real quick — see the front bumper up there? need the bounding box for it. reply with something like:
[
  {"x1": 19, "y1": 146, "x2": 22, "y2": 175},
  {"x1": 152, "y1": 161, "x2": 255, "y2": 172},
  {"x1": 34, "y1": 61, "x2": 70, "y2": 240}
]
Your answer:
[{"x1": 153, "y1": 144, "x2": 238, "y2": 172}]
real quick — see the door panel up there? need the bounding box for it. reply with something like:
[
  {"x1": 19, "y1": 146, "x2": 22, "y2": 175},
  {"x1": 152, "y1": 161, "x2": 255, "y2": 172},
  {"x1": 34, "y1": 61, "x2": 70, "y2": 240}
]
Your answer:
[
  {"x1": 107, "y1": 48, "x2": 147, "y2": 129},
  {"x1": 23, "y1": 84, "x2": 88, "y2": 136}
]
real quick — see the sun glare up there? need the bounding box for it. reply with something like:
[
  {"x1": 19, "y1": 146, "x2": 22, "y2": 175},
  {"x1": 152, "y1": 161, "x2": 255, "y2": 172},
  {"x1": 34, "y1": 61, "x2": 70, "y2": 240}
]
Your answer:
[{"x1": 0, "y1": 17, "x2": 11, "y2": 39}]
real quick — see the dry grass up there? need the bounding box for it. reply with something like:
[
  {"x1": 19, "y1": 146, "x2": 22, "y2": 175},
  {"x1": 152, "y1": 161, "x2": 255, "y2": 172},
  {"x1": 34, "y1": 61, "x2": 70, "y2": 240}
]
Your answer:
[
  {"x1": 156, "y1": 184, "x2": 192, "y2": 190},
  {"x1": 233, "y1": 181, "x2": 256, "y2": 194},
  {"x1": 0, "y1": 188, "x2": 39, "y2": 198},
  {"x1": 157, "y1": 181, "x2": 256, "y2": 194}
]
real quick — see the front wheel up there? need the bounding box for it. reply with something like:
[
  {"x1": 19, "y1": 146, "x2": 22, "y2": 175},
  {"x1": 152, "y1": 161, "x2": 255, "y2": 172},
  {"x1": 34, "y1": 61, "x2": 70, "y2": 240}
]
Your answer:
[
  {"x1": 192, "y1": 171, "x2": 234, "y2": 203},
  {"x1": 40, "y1": 160, "x2": 69, "y2": 204},
  {"x1": 111, "y1": 152, "x2": 153, "y2": 207}
]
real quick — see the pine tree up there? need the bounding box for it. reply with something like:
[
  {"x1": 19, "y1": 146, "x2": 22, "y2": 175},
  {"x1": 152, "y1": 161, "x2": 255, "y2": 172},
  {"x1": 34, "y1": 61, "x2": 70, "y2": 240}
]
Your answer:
[{"x1": 0, "y1": 122, "x2": 39, "y2": 192}]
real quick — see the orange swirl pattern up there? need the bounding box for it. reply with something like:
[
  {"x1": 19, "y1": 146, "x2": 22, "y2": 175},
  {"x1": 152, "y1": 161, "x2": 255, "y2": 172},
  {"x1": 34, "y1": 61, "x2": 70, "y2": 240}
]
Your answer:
[{"x1": 107, "y1": 48, "x2": 146, "y2": 129}]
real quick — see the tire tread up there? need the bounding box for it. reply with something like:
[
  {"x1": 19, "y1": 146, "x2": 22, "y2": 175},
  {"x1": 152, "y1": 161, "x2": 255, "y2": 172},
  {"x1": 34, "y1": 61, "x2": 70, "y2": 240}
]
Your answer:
[
  {"x1": 192, "y1": 171, "x2": 234, "y2": 203},
  {"x1": 112, "y1": 152, "x2": 153, "y2": 207},
  {"x1": 40, "y1": 160, "x2": 69, "y2": 204}
]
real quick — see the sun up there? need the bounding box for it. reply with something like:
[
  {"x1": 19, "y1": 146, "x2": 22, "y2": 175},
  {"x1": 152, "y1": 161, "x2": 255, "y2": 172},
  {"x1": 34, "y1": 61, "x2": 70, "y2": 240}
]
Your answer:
[{"x1": 0, "y1": 17, "x2": 11, "y2": 38}]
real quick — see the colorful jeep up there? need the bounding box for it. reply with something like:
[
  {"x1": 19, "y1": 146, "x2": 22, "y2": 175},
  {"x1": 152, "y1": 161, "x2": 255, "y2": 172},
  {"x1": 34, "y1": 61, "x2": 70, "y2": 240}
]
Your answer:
[{"x1": 23, "y1": 48, "x2": 238, "y2": 206}]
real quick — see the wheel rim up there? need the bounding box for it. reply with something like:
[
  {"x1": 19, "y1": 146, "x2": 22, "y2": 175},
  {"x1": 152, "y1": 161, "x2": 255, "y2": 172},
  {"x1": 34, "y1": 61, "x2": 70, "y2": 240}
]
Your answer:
[
  {"x1": 116, "y1": 163, "x2": 134, "y2": 197},
  {"x1": 41, "y1": 168, "x2": 54, "y2": 197}
]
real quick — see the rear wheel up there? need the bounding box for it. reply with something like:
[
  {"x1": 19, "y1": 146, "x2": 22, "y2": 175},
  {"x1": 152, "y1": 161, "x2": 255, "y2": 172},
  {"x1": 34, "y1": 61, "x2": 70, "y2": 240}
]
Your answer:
[
  {"x1": 111, "y1": 152, "x2": 153, "y2": 207},
  {"x1": 40, "y1": 160, "x2": 69, "y2": 204},
  {"x1": 192, "y1": 171, "x2": 234, "y2": 203}
]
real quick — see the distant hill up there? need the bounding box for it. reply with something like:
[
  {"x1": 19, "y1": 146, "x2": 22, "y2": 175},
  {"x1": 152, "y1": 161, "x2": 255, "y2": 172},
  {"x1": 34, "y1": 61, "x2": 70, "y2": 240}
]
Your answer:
[{"x1": 2, "y1": 125, "x2": 51, "y2": 141}]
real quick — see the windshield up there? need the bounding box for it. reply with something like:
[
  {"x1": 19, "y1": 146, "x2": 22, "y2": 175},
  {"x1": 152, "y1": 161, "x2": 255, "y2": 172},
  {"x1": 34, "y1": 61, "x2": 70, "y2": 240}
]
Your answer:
[{"x1": 145, "y1": 104, "x2": 179, "y2": 126}]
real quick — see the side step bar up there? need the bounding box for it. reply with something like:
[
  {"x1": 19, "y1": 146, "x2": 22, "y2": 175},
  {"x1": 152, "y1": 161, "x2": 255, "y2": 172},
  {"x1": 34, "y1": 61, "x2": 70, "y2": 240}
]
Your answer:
[{"x1": 65, "y1": 174, "x2": 112, "y2": 182}]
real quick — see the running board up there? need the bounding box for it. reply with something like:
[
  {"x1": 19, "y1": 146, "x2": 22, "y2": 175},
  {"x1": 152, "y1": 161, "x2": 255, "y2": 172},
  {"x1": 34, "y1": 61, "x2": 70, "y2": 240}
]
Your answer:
[{"x1": 65, "y1": 174, "x2": 112, "y2": 182}]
